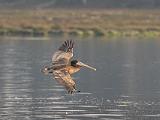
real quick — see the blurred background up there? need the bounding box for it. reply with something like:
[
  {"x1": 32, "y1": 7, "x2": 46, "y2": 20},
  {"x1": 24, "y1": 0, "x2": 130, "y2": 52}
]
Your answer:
[
  {"x1": 0, "y1": 0, "x2": 159, "y2": 38},
  {"x1": 0, "y1": 0, "x2": 160, "y2": 9}
]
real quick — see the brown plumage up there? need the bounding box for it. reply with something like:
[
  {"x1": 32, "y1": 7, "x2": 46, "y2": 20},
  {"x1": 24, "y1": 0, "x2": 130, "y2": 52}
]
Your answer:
[{"x1": 42, "y1": 40, "x2": 96, "y2": 94}]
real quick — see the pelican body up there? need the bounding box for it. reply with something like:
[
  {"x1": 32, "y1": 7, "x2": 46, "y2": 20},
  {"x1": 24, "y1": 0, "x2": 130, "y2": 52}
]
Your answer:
[{"x1": 42, "y1": 40, "x2": 96, "y2": 94}]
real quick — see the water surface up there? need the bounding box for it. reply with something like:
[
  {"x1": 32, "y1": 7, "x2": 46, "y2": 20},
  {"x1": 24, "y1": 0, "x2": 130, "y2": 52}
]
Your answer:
[{"x1": 0, "y1": 37, "x2": 160, "y2": 120}]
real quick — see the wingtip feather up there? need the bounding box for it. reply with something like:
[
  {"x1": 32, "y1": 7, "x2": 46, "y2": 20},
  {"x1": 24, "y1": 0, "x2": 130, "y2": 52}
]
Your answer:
[{"x1": 59, "y1": 40, "x2": 74, "y2": 52}]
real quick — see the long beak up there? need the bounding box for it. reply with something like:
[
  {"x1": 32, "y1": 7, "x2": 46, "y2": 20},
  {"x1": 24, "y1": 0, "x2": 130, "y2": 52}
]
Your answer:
[{"x1": 77, "y1": 61, "x2": 96, "y2": 71}]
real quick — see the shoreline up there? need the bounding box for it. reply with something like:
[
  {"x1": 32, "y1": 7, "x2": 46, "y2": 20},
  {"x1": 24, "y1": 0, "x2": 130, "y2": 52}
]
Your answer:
[
  {"x1": 0, "y1": 28, "x2": 159, "y2": 38},
  {"x1": 0, "y1": 9, "x2": 159, "y2": 38}
]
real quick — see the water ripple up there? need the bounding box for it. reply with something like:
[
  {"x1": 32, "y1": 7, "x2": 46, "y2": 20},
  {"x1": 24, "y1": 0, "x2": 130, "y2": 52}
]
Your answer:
[{"x1": 1, "y1": 38, "x2": 160, "y2": 120}]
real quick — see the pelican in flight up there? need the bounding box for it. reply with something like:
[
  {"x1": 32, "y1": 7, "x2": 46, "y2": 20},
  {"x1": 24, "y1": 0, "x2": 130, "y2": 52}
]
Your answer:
[{"x1": 42, "y1": 40, "x2": 96, "y2": 94}]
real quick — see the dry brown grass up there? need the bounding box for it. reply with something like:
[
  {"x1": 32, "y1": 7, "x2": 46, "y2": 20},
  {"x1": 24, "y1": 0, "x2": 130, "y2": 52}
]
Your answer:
[{"x1": 0, "y1": 9, "x2": 160, "y2": 37}]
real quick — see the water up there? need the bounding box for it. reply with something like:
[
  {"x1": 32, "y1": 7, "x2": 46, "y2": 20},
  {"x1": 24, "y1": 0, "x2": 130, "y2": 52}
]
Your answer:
[{"x1": 0, "y1": 37, "x2": 160, "y2": 120}]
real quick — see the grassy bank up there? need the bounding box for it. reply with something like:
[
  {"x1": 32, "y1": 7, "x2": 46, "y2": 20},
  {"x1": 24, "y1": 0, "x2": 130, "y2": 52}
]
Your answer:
[{"x1": 0, "y1": 9, "x2": 160, "y2": 38}]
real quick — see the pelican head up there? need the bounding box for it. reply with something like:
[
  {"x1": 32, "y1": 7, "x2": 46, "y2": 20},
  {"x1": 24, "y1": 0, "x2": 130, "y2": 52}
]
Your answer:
[
  {"x1": 71, "y1": 60, "x2": 96, "y2": 71},
  {"x1": 41, "y1": 66, "x2": 53, "y2": 75}
]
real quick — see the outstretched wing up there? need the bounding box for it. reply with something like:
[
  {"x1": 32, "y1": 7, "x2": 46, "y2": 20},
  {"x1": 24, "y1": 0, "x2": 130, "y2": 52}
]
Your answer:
[
  {"x1": 52, "y1": 40, "x2": 74, "y2": 68},
  {"x1": 53, "y1": 69, "x2": 76, "y2": 94}
]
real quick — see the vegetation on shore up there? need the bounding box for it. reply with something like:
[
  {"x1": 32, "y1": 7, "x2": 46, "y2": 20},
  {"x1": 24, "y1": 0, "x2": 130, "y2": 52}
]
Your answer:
[{"x1": 0, "y1": 9, "x2": 160, "y2": 38}]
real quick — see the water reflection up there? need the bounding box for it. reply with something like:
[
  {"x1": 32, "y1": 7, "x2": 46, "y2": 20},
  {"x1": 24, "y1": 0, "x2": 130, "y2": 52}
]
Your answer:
[{"x1": 0, "y1": 37, "x2": 160, "y2": 119}]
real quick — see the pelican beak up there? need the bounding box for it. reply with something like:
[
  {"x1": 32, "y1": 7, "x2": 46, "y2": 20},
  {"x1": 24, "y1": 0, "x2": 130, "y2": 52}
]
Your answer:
[{"x1": 77, "y1": 61, "x2": 96, "y2": 71}]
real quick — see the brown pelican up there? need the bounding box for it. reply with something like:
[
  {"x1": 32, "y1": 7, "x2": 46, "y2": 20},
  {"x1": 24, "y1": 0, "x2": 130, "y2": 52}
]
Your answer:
[{"x1": 42, "y1": 40, "x2": 96, "y2": 94}]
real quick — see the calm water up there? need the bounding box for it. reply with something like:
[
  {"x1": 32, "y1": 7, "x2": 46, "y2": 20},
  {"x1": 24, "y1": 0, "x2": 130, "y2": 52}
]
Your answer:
[{"x1": 0, "y1": 37, "x2": 160, "y2": 120}]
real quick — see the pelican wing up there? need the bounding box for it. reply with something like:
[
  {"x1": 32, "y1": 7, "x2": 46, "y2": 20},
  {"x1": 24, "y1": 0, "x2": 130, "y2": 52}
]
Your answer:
[
  {"x1": 53, "y1": 69, "x2": 76, "y2": 94},
  {"x1": 52, "y1": 40, "x2": 74, "y2": 68}
]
